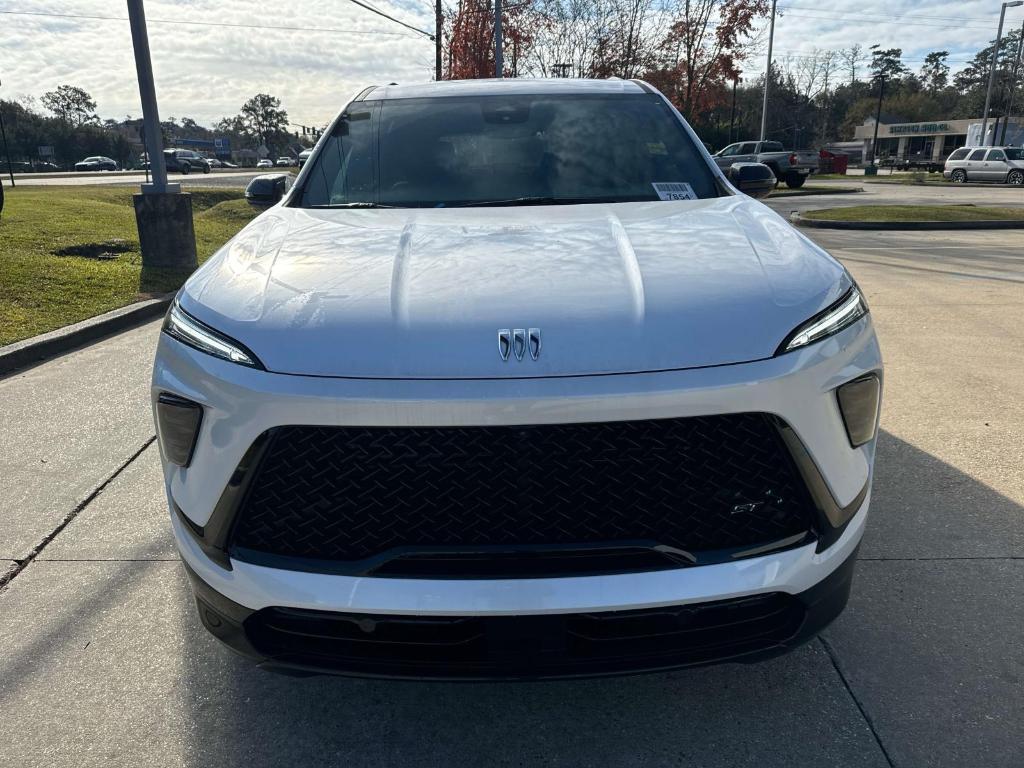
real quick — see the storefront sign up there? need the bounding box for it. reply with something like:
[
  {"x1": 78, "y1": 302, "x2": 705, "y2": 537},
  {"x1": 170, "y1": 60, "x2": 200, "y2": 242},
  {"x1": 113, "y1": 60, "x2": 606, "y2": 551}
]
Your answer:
[{"x1": 890, "y1": 123, "x2": 952, "y2": 135}]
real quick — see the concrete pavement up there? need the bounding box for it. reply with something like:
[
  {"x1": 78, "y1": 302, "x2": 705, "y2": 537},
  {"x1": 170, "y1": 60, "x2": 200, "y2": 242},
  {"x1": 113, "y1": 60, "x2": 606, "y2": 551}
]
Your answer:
[{"x1": 1, "y1": 226, "x2": 1022, "y2": 766}]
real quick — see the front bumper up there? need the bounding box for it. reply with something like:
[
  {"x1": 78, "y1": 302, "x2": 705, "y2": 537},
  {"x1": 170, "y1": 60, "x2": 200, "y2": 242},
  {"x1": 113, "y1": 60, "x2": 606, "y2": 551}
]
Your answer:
[
  {"x1": 154, "y1": 313, "x2": 881, "y2": 675},
  {"x1": 182, "y1": 541, "x2": 861, "y2": 679}
]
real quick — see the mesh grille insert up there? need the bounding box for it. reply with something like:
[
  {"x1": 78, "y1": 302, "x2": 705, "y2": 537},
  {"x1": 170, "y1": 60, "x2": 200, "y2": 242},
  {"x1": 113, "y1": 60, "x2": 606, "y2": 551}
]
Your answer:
[{"x1": 229, "y1": 414, "x2": 815, "y2": 573}]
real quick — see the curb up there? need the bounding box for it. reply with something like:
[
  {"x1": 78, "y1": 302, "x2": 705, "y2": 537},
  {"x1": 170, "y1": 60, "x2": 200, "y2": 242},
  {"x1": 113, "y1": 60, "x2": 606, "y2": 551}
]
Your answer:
[
  {"x1": 790, "y1": 213, "x2": 1024, "y2": 230},
  {"x1": 772, "y1": 186, "x2": 863, "y2": 198},
  {"x1": 0, "y1": 293, "x2": 175, "y2": 377}
]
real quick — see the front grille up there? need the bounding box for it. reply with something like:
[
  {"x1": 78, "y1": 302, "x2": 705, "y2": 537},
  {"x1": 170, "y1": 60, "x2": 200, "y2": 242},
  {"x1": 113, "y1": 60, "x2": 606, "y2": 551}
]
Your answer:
[
  {"x1": 244, "y1": 593, "x2": 806, "y2": 678},
  {"x1": 228, "y1": 414, "x2": 816, "y2": 575}
]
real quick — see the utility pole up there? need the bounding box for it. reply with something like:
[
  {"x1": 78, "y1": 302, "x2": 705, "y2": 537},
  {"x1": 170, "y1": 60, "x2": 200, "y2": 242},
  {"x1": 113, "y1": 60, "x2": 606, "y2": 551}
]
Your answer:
[
  {"x1": 981, "y1": 1, "x2": 1023, "y2": 146},
  {"x1": 869, "y1": 73, "x2": 885, "y2": 167},
  {"x1": 126, "y1": 0, "x2": 197, "y2": 270},
  {"x1": 1000, "y1": 18, "x2": 1024, "y2": 145},
  {"x1": 495, "y1": 0, "x2": 504, "y2": 78},
  {"x1": 435, "y1": 0, "x2": 442, "y2": 80},
  {"x1": 759, "y1": 0, "x2": 777, "y2": 142},
  {"x1": 729, "y1": 77, "x2": 739, "y2": 143}
]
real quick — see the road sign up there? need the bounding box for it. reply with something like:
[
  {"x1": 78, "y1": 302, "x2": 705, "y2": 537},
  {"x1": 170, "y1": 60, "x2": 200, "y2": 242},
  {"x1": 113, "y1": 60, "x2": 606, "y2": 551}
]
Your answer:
[{"x1": 38, "y1": 145, "x2": 54, "y2": 157}]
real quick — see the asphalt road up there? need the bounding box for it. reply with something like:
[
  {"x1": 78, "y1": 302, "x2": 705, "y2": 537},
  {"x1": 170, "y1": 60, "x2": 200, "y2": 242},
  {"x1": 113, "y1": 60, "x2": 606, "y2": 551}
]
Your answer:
[
  {"x1": 769, "y1": 178, "x2": 1024, "y2": 216},
  {"x1": 1, "y1": 169, "x2": 270, "y2": 189},
  {"x1": 1, "y1": 225, "x2": 1022, "y2": 767}
]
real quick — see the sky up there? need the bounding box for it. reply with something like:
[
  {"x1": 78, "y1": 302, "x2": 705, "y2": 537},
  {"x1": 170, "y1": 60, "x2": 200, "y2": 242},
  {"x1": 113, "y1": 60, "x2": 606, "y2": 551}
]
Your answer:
[{"x1": 1, "y1": 0, "x2": 1023, "y2": 128}]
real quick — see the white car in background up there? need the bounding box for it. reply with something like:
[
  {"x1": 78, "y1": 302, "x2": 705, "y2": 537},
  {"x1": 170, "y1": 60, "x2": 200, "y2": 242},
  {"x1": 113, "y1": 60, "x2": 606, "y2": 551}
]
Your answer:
[
  {"x1": 153, "y1": 78, "x2": 882, "y2": 679},
  {"x1": 944, "y1": 146, "x2": 1024, "y2": 184},
  {"x1": 255, "y1": 159, "x2": 274, "y2": 168}
]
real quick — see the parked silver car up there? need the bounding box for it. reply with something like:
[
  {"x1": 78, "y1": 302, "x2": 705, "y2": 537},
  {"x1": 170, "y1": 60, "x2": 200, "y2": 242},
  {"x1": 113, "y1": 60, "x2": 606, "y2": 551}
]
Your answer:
[{"x1": 943, "y1": 146, "x2": 1024, "y2": 184}]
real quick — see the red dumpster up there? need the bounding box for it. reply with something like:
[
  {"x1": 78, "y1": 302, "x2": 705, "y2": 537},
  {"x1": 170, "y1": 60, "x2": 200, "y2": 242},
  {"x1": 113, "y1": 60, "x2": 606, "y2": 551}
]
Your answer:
[{"x1": 832, "y1": 153, "x2": 849, "y2": 175}]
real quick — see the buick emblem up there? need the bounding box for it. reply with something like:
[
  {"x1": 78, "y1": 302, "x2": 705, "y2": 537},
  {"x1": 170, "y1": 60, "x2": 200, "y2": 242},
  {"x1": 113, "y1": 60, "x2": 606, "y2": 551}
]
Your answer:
[{"x1": 498, "y1": 328, "x2": 541, "y2": 361}]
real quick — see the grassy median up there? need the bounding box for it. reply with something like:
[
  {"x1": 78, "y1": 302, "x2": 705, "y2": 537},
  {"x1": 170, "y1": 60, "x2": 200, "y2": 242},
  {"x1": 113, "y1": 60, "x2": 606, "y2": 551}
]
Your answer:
[
  {"x1": 0, "y1": 186, "x2": 258, "y2": 346},
  {"x1": 802, "y1": 205, "x2": 1024, "y2": 222}
]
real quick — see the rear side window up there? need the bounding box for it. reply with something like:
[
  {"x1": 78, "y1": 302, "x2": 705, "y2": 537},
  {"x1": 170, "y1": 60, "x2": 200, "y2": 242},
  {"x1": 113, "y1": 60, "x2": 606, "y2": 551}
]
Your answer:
[
  {"x1": 968, "y1": 149, "x2": 987, "y2": 161},
  {"x1": 987, "y1": 149, "x2": 1006, "y2": 161},
  {"x1": 947, "y1": 148, "x2": 969, "y2": 161},
  {"x1": 738, "y1": 143, "x2": 758, "y2": 154},
  {"x1": 760, "y1": 141, "x2": 784, "y2": 152}
]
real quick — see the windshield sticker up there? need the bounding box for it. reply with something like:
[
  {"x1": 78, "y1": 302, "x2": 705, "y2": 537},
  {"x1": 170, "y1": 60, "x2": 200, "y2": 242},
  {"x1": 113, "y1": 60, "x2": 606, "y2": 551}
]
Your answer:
[
  {"x1": 646, "y1": 142, "x2": 668, "y2": 156},
  {"x1": 652, "y1": 182, "x2": 696, "y2": 201}
]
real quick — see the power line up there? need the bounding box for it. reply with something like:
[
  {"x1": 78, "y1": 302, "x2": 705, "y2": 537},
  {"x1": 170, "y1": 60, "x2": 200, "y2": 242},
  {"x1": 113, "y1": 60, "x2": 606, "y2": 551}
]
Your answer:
[
  {"x1": 0, "y1": 7, "x2": 432, "y2": 39},
  {"x1": 780, "y1": 3, "x2": 1021, "y2": 25},
  {"x1": 777, "y1": 8, "x2": 1011, "y2": 32}
]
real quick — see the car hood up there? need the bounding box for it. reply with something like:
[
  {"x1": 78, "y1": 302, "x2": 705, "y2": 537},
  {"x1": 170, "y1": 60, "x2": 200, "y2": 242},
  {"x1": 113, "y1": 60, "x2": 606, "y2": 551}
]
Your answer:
[{"x1": 179, "y1": 197, "x2": 849, "y2": 379}]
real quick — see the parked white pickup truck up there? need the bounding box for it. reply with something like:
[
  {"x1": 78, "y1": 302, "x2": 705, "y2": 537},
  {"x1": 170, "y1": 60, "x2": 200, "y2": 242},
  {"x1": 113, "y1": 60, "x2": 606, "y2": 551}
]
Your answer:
[{"x1": 712, "y1": 141, "x2": 819, "y2": 188}]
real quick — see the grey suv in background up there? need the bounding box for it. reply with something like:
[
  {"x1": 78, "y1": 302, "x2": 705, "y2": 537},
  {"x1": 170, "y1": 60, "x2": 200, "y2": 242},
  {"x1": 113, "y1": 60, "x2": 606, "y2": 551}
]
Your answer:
[
  {"x1": 944, "y1": 146, "x2": 1024, "y2": 184},
  {"x1": 164, "y1": 149, "x2": 211, "y2": 175}
]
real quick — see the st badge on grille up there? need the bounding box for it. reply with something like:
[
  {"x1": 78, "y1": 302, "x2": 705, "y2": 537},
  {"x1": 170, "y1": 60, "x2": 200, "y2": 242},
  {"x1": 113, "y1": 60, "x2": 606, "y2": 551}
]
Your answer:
[{"x1": 498, "y1": 328, "x2": 541, "y2": 361}]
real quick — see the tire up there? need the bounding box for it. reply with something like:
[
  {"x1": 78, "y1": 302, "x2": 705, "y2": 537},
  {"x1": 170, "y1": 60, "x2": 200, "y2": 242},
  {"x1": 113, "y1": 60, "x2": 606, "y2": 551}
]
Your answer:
[
  {"x1": 203, "y1": 164, "x2": 211, "y2": 174},
  {"x1": 1008, "y1": 170, "x2": 1024, "y2": 185},
  {"x1": 951, "y1": 169, "x2": 966, "y2": 183},
  {"x1": 785, "y1": 173, "x2": 806, "y2": 189},
  {"x1": 180, "y1": 163, "x2": 191, "y2": 175}
]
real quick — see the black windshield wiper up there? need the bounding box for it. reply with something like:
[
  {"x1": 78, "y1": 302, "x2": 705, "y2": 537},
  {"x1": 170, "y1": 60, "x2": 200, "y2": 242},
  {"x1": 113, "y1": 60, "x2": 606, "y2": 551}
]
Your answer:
[
  {"x1": 307, "y1": 202, "x2": 398, "y2": 209},
  {"x1": 452, "y1": 196, "x2": 613, "y2": 208}
]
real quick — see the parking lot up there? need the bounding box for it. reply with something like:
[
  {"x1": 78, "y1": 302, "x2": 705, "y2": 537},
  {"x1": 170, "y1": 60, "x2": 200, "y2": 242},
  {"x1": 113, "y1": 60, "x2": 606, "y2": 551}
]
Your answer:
[{"x1": 1, "y1": 216, "x2": 1022, "y2": 766}]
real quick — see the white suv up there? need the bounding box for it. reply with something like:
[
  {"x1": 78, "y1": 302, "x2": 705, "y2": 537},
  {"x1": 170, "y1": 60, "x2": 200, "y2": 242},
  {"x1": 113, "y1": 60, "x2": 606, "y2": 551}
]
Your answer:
[
  {"x1": 153, "y1": 78, "x2": 882, "y2": 679},
  {"x1": 944, "y1": 146, "x2": 1024, "y2": 184}
]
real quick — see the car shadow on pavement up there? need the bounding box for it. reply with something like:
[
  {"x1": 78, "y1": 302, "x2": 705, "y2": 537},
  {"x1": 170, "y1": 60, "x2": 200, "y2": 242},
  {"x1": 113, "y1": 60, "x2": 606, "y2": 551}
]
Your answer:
[{"x1": 171, "y1": 431, "x2": 1022, "y2": 768}]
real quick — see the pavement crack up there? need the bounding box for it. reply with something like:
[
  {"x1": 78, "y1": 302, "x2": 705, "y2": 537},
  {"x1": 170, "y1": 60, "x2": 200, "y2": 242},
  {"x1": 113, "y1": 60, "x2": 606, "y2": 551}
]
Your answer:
[
  {"x1": 0, "y1": 435, "x2": 157, "y2": 593},
  {"x1": 819, "y1": 635, "x2": 896, "y2": 768}
]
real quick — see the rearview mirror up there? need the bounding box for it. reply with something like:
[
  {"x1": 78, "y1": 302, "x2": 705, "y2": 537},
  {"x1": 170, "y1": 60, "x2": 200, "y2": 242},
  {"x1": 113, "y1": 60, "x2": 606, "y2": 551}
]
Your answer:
[
  {"x1": 727, "y1": 162, "x2": 776, "y2": 199},
  {"x1": 245, "y1": 173, "x2": 294, "y2": 207}
]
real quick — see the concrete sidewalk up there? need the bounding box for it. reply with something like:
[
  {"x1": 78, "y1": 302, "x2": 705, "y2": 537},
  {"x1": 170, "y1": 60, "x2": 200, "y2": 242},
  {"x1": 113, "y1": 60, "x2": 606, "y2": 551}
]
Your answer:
[{"x1": 0, "y1": 229, "x2": 1021, "y2": 767}]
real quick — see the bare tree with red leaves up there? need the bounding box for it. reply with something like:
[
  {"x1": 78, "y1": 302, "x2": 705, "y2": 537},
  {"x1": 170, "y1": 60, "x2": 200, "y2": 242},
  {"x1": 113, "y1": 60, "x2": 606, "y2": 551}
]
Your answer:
[
  {"x1": 643, "y1": 0, "x2": 768, "y2": 119},
  {"x1": 444, "y1": 0, "x2": 537, "y2": 79}
]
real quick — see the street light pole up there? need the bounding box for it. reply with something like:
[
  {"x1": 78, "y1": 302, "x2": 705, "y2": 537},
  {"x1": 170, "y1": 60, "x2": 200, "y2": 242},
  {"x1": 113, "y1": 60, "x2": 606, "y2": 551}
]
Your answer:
[
  {"x1": 1000, "y1": 18, "x2": 1024, "y2": 144},
  {"x1": 981, "y1": 1, "x2": 1023, "y2": 147},
  {"x1": 494, "y1": 0, "x2": 504, "y2": 78},
  {"x1": 127, "y1": 0, "x2": 173, "y2": 193},
  {"x1": 125, "y1": 0, "x2": 196, "y2": 271},
  {"x1": 759, "y1": 0, "x2": 777, "y2": 142}
]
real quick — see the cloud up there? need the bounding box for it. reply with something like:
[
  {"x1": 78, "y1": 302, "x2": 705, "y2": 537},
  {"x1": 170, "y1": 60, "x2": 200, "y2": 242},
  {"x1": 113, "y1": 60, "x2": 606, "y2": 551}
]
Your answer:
[
  {"x1": 2, "y1": 0, "x2": 1021, "y2": 125},
  {"x1": 1, "y1": 0, "x2": 437, "y2": 125}
]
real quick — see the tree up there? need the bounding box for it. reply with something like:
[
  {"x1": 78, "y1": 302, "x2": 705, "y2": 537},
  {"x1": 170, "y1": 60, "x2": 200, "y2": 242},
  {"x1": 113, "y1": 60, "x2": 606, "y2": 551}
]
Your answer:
[
  {"x1": 920, "y1": 51, "x2": 949, "y2": 92},
  {"x1": 238, "y1": 93, "x2": 289, "y2": 149},
  {"x1": 444, "y1": 0, "x2": 537, "y2": 79},
  {"x1": 41, "y1": 85, "x2": 98, "y2": 127},
  {"x1": 868, "y1": 47, "x2": 908, "y2": 84},
  {"x1": 642, "y1": 0, "x2": 770, "y2": 119},
  {"x1": 840, "y1": 44, "x2": 866, "y2": 86}
]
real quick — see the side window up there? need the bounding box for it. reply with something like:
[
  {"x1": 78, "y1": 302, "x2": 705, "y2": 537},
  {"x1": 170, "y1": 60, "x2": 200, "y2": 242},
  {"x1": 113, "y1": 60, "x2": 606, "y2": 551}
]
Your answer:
[
  {"x1": 987, "y1": 149, "x2": 1006, "y2": 161},
  {"x1": 719, "y1": 143, "x2": 739, "y2": 157},
  {"x1": 301, "y1": 104, "x2": 378, "y2": 206},
  {"x1": 968, "y1": 149, "x2": 987, "y2": 161},
  {"x1": 947, "y1": 148, "x2": 969, "y2": 161},
  {"x1": 738, "y1": 143, "x2": 758, "y2": 154}
]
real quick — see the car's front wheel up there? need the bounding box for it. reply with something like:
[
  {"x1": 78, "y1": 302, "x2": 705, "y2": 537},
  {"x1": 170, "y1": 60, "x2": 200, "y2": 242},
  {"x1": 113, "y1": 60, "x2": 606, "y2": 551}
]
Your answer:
[
  {"x1": 951, "y1": 169, "x2": 967, "y2": 183},
  {"x1": 203, "y1": 164, "x2": 211, "y2": 174},
  {"x1": 1008, "y1": 170, "x2": 1024, "y2": 185},
  {"x1": 180, "y1": 163, "x2": 191, "y2": 175}
]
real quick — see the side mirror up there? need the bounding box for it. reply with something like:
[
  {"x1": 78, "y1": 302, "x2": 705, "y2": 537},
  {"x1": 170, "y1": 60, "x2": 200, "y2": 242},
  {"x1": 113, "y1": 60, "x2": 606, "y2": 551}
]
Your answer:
[
  {"x1": 245, "y1": 173, "x2": 294, "y2": 207},
  {"x1": 727, "y1": 162, "x2": 775, "y2": 199}
]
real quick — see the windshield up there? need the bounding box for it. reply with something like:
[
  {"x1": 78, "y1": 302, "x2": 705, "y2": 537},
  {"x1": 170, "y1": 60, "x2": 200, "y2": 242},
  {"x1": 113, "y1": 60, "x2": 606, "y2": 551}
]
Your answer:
[
  {"x1": 299, "y1": 93, "x2": 718, "y2": 208},
  {"x1": 1005, "y1": 148, "x2": 1024, "y2": 160}
]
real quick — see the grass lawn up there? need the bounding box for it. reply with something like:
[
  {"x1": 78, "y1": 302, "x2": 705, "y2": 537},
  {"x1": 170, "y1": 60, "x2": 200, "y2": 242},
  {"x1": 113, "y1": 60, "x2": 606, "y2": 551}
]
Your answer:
[
  {"x1": 814, "y1": 173, "x2": 948, "y2": 185},
  {"x1": 0, "y1": 186, "x2": 258, "y2": 346},
  {"x1": 802, "y1": 204, "x2": 1024, "y2": 222}
]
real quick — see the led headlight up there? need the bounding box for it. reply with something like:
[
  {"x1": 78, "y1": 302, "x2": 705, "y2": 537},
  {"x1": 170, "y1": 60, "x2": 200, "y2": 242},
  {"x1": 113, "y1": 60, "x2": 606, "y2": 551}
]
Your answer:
[
  {"x1": 779, "y1": 286, "x2": 868, "y2": 354},
  {"x1": 162, "y1": 300, "x2": 263, "y2": 368}
]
